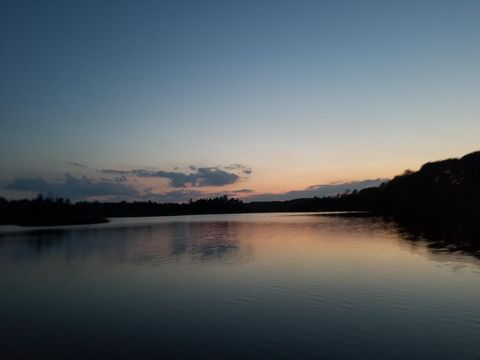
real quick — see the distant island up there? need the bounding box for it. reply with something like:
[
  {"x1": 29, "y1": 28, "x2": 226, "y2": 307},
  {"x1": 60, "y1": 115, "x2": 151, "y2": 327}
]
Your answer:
[{"x1": 1, "y1": 151, "x2": 479, "y2": 226}]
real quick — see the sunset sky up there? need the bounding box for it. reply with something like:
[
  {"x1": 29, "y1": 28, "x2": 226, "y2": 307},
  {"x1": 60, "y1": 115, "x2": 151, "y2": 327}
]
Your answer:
[{"x1": 1, "y1": 0, "x2": 479, "y2": 202}]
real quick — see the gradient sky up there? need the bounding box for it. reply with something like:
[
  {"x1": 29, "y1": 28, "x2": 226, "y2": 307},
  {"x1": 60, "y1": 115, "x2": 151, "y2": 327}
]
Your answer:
[{"x1": 1, "y1": 0, "x2": 479, "y2": 201}]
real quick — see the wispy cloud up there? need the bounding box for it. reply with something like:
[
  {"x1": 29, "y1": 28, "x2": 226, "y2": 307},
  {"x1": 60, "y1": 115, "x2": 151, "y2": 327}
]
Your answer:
[
  {"x1": 224, "y1": 164, "x2": 252, "y2": 174},
  {"x1": 142, "y1": 189, "x2": 204, "y2": 203},
  {"x1": 245, "y1": 179, "x2": 387, "y2": 202},
  {"x1": 101, "y1": 169, "x2": 131, "y2": 175},
  {"x1": 4, "y1": 174, "x2": 139, "y2": 200},
  {"x1": 232, "y1": 189, "x2": 254, "y2": 193},
  {"x1": 65, "y1": 161, "x2": 87, "y2": 168}
]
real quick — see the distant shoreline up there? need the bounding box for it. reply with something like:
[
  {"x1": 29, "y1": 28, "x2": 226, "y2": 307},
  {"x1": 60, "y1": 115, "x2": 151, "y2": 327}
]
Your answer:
[
  {"x1": 3, "y1": 210, "x2": 372, "y2": 227},
  {"x1": 15, "y1": 217, "x2": 109, "y2": 227},
  {"x1": 4, "y1": 208, "x2": 476, "y2": 227}
]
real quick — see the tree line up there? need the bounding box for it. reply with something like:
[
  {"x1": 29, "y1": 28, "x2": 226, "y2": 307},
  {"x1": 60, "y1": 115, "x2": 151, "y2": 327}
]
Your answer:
[{"x1": 1, "y1": 151, "x2": 479, "y2": 225}]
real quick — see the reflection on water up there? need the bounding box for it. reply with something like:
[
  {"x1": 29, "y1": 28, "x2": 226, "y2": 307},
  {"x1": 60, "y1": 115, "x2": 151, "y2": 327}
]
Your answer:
[
  {"x1": 0, "y1": 221, "x2": 253, "y2": 266},
  {"x1": 0, "y1": 213, "x2": 480, "y2": 359},
  {"x1": 392, "y1": 214, "x2": 480, "y2": 260}
]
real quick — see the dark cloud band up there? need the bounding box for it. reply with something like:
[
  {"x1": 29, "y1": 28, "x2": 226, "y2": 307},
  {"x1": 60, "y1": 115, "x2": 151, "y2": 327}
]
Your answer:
[
  {"x1": 4, "y1": 174, "x2": 139, "y2": 200},
  {"x1": 100, "y1": 164, "x2": 251, "y2": 188}
]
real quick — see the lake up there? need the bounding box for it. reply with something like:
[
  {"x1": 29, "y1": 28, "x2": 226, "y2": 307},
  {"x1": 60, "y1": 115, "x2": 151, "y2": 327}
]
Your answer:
[{"x1": 1, "y1": 213, "x2": 480, "y2": 359}]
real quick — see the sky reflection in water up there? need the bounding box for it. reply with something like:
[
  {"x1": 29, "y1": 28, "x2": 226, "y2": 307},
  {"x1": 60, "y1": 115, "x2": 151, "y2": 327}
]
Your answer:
[{"x1": 1, "y1": 213, "x2": 479, "y2": 359}]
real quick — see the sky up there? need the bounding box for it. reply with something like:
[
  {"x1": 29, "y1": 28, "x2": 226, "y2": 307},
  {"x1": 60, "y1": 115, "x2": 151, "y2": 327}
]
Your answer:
[{"x1": 1, "y1": 0, "x2": 479, "y2": 202}]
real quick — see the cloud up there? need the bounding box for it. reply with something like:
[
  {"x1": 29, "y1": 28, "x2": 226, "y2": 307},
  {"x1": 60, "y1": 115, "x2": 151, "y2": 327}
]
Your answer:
[
  {"x1": 4, "y1": 174, "x2": 139, "y2": 200},
  {"x1": 134, "y1": 167, "x2": 240, "y2": 187},
  {"x1": 101, "y1": 169, "x2": 131, "y2": 175},
  {"x1": 232, "y1": 189, "x2": 254, "y2": 193},
  {"x1": 224, "y1": 164, "x2": 252, "y2": 175},
  {"x1": 114, "y1": 175, "x2": 128, "y2": 182},
  {"x1": 223, "y1": 164, "x2": 244, "y2": 170},
  {"x1": 245, "y1": 179, "x2": 387, "y2": 202},
  {"x1": 65, "y1": 161, "x2": 87, "y2": 168},
  {"x1": 3, "y1": 162, "x2": 253, "y2": 201},
  {"x1": 143, "y1": 189, "x2": 204, "y2": 203},
  {"x1": 101, "y1": 166, "x2": 248, "y2": 188}
]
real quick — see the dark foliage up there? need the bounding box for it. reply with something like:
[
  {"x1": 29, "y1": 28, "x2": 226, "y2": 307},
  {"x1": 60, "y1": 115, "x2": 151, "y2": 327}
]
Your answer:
[
  {"x1": 0, "y1": 194, "x2": 244, "y2": 226},
  {"x1": 366, "y1": 150, "x2": 480, "y2": 214}
]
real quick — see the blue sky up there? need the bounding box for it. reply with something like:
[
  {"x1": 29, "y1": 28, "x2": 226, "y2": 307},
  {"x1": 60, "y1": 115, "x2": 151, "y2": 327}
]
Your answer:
[{"x1": 1, "y1": 0, "x2": 479, "y2": 201}]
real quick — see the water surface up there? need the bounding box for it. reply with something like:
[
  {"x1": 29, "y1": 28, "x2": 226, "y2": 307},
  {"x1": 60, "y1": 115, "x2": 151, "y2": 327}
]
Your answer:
[{"x1": 1, "y1": 213, "x2": 479, "y2": 359}]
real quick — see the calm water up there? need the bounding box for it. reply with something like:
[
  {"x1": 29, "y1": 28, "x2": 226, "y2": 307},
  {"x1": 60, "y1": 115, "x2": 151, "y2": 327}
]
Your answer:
[{"x1": 1, "y1": 213, "x2": 480, "y2": 359}]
